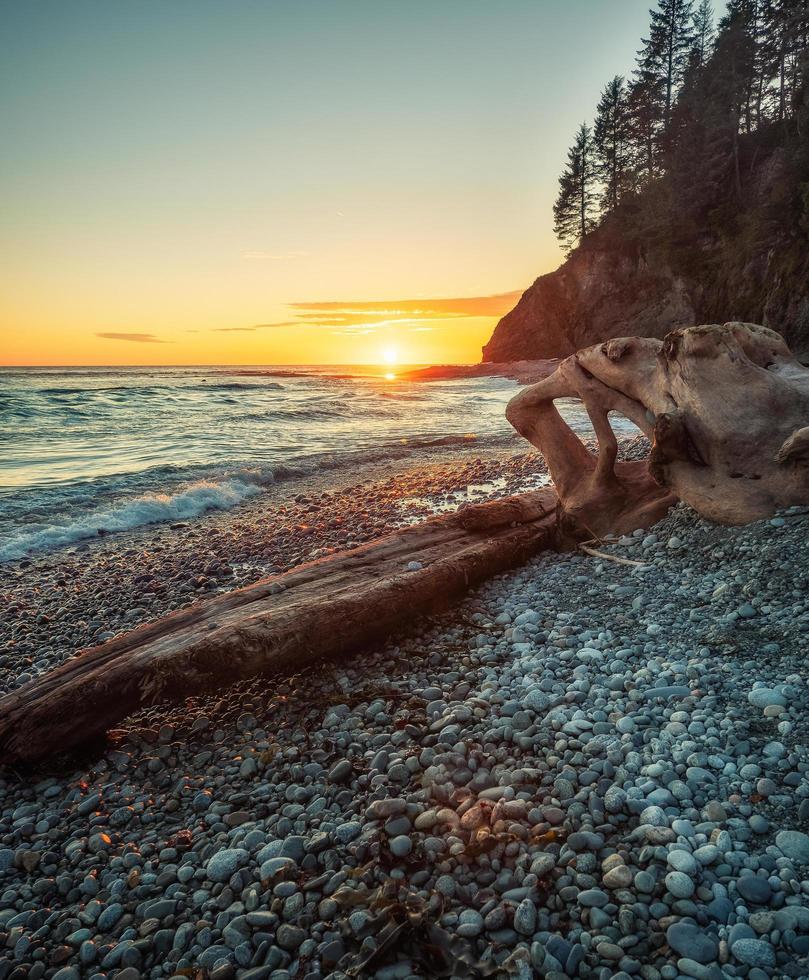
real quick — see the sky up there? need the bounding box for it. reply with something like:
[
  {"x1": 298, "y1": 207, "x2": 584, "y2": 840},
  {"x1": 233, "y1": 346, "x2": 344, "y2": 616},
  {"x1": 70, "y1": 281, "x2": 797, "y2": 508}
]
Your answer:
[{"x1": 1, "y1": 0, "x2": 658, "y2": 366}]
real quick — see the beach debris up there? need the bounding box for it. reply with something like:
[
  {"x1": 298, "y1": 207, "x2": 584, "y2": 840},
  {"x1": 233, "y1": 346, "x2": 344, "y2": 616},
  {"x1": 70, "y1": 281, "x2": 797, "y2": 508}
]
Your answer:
[
  {"x1": 0, "y1": 488, "x2": 560, "y2": 765},
  {"x1": 507, "y1": 322, "x2": 809, "y2": 529}
]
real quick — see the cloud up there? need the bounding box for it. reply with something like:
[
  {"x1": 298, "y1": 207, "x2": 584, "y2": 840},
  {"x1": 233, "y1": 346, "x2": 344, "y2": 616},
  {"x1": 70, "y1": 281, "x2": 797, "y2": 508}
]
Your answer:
[
  {"x1": 289, "y1": 290, "x2": 522, "y2": 319},
  {"x1": 206, "y1": 290, "x2": 522, "y2": 337},
  {"x1": 96, "y1": 332, "x2": 168, "y2": 343},
  {"x1": 291, "y1": 312, "x2": 464, "y2": 326},
  {"x1": 212, "y1": 321, "x2": 299, "y2": 333},
  {"x1": 242, "y1": 250, "x2": 309, "y2": 260}
]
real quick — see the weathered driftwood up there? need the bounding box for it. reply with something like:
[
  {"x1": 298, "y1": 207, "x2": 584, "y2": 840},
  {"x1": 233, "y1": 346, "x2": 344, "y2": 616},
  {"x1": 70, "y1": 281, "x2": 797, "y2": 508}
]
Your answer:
[
  {"x1": 507, "y1": 322, "x2": 809, "y2": 527},
  {"x1": 11, "y1": 321, "x2": 800, "y2": 766},
  {"x1": 0, "y1": 490, "x2": 562, "y2": 766}
]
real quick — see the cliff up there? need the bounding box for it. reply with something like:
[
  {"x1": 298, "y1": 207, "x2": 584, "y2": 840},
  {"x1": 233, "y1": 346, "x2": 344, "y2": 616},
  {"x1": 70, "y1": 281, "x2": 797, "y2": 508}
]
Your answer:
[
  {"x1": 483, "y1": 242, "x2": 695, "y2": 361},
  {"x1": 484, "y1": 143, "x2": 809, "y2": 364}
]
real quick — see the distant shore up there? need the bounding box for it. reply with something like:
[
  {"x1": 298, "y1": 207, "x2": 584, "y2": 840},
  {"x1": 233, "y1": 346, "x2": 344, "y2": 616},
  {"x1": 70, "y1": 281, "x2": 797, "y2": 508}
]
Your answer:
[{"x1": 400, "y1": 358, "x2": 560, "y2": 384}]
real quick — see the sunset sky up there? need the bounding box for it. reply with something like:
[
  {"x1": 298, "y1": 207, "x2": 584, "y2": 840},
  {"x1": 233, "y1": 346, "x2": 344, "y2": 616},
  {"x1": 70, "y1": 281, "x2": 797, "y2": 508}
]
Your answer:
[{"x1": 2, "y1": 0, "x2": 656, "y2": 366}]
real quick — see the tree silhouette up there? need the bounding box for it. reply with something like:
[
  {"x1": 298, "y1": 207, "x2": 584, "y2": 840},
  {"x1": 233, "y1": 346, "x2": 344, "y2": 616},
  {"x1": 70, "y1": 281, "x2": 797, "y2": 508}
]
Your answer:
[{"x1": 554, "y1": 123, "x2": 599, "y2": 250}]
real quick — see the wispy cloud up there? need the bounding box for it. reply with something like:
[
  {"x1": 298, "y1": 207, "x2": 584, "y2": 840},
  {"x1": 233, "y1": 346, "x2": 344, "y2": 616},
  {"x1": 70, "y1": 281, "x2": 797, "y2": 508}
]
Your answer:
[
  {"x1": 213, "y1": 321, "x2": 299, "y2": 333},
  {"x1": 205, "y1": 290, "x2": 521, "y2": 337},
  {"x1": 289, "y1": 290, "x2": 522, "y2": 319},
  {"x1": 96, "y1": 332, "x2": 168, "y2": 343},
  {"x1": 241, "y1": 250, "x2": 309, "y2": 261}
]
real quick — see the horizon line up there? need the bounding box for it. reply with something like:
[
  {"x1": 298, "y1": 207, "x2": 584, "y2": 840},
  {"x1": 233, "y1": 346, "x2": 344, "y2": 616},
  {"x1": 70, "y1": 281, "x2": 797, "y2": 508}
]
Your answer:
[{"x1": 0, "y1": 360, "x2": 476, "y2": 369}]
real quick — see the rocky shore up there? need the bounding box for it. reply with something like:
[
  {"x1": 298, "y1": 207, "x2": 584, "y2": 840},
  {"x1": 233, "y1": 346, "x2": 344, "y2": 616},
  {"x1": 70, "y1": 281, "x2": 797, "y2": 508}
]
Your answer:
[{"x1": 2, "y1": 446, "x2": 808, "y2": 980}]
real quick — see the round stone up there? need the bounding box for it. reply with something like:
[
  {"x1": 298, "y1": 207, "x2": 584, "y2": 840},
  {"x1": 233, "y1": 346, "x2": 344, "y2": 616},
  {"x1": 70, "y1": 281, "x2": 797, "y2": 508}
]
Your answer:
[
  {"x1": 514, "y1": 898, "x2": 537, "y2": 935},
  {"x1": 667, "y1": 850, "x2": 698, "y2": 875},
  {"x1": 640, "y1": 805, "x2": 668, "y2": 827},
  {"x1": 665, "y1": 871, "x2": 695, "y2": 899},
  {"x1": 775, "y1": 830, "x2": 809, "y2": 864},
  {"x1": 205, "y1": 848, "x2": 249, "y2": 883},
  {"x1": 747, "y1": 688, "x2": 786, "y2": 709},
  {"x1": 731, "y1": 938, "x2": 776, "y2": 968},
  {"x1": 389, "y1": 835, "x2": 412, "y2": 858},
  {"x1": 667, "y1": 922, "x2": 719, "y2": 964},
  {"x1": 603, "y1": 865, "x2": 633, "y2": 889},
  {"x1": 327, "y1": 759, "x2": 352, "y2": 783},
  {"x1": 334, "y1": 821, "x2": 362, "y2": 844},
  {"x1": 736, "y1": 876, "x2": 772, "y2": 905},
  {"x1": 457, "y1": 909, "x2": 484, "y2": 938},
  {"x1": 579, "y1": 888, "x2": 609, "y2": 908}
]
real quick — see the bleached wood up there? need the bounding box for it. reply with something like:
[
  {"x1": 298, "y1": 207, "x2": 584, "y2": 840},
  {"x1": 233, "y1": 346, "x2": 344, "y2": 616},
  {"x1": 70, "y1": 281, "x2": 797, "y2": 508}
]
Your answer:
[{"x1": 0, "y1": 490, "x2": 560, "y2": 766}]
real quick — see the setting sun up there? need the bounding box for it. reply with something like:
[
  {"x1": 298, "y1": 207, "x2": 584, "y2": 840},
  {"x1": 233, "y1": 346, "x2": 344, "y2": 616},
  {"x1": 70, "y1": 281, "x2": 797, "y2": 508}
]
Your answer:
[{"x1": 382, "y1": 347, "x2": 398, "y2": 365}]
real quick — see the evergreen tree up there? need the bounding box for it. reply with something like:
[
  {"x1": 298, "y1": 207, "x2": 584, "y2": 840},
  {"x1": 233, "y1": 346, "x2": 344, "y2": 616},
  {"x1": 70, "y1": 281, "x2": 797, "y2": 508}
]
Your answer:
[
  {"x1": 594, "y1": 76, "x2": 632, "y2": 212},
  {"x1": 712, "y1": 5, "x2": 758, "y2": 195},
  {"x1": 692, "y1": 0, "x2": 716, "y2": 67},
  {"x1": 626, "y1": 72, "x2": 665, "y2": 183},
  {"x1": 553, "y1": 124, "x2": 599, "y2": 251},
  {"x1": 638, "y1": 0, "x2": 697, "y2": 123},
  {"x1": 773, "y1": 0, "x2": 809, "y2": 116}
]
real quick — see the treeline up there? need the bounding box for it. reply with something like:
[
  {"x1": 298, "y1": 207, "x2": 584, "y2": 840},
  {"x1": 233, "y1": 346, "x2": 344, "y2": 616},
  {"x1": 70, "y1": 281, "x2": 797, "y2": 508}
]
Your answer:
[{"x1": 554, "y1": 0, "x2": 809, "y2": 251}]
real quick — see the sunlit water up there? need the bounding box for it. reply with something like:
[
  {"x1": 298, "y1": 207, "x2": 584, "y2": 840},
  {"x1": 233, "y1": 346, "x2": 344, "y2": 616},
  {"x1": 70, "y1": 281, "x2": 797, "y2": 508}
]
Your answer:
[{"x1": 0, "y1": 365, "x2": 638, "y2": 561}]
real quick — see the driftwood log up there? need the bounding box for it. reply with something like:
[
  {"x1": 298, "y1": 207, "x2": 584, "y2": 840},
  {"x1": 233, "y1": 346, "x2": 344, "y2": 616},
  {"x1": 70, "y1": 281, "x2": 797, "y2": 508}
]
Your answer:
[
  {"x1": 0, "y1": 490, "x2": 564, "y2": 766},
  {"x1": 507, "y1": 322, "x2": 809, "y2": 527},
  {"x1": 6, "y1": 321, "x2": 805, "y2": 766}
]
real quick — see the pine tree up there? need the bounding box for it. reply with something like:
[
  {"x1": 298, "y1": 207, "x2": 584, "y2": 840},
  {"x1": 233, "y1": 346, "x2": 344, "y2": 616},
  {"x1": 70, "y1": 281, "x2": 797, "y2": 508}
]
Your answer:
[
  {"x1": 553, "y1": 123, "x2": 599, "y2": 251},
  {"x1": 692, "y1": 0, "x2": 716, "y2": 67},
  {"x1": 594, "y1": 76, "x2": 632, "y2": 212},
  {"x1": 626, "y1": 72, "x2": 665, "y2": 183},
  {"x1": 712, "y1": 5, "x2": 758, "y2": 196},
  {"x1": 668, "y1": 30, "x2": 739, "y2": 220},
  {"x1": 638, "y1": 0, "x2": 697, "y2": 123},
  {"x1": 768, "y1": 0, "x2": 809, "y2": 117}
]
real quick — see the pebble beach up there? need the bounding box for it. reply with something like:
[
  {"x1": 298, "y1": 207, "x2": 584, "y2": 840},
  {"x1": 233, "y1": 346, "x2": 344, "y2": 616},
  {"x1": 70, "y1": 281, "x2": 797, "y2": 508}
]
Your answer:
[{"x1": 2, "y1": 444, "x2": 809, "y2": 980}]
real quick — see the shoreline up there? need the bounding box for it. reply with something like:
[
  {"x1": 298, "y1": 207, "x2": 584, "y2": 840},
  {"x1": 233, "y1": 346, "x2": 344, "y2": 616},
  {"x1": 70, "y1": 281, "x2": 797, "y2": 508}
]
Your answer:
[
  {"x1": 399, "y1": 359, "x2": 560, "y2": 384},
  {"x1": 1, "y1": 435, "x2": 654, "y2": 697},
  {"x1": 0, "y1": 439, "x2": 545, "y2": 693}
]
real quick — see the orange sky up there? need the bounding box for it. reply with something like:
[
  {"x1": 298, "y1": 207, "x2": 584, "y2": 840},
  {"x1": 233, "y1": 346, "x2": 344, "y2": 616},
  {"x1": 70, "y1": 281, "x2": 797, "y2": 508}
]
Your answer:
[
  {"x1": 1, "y1": 290, "x2": 526, "y2": 367},
  {"x1": 0, "y1": 1, "x2": 656, "y2": 366}
]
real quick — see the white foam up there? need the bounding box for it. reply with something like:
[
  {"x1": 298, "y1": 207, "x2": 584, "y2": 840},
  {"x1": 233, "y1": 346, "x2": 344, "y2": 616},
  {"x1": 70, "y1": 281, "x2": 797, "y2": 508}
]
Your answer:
[{"x1": 0, "y1": 479, "x2": 262, "y2": 562}]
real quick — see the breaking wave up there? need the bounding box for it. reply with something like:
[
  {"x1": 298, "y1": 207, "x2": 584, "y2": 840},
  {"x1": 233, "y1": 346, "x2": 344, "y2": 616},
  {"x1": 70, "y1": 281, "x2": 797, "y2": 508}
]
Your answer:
[{"x1": 0, "y1": 479, "x2": 262, "y2": 562}]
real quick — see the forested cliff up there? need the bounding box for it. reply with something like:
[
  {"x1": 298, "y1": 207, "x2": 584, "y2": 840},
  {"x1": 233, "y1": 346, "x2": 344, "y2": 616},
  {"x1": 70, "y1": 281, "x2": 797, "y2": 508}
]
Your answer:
[{"x1": 483, "y1": 0, "x2": 809, "y2": 362}]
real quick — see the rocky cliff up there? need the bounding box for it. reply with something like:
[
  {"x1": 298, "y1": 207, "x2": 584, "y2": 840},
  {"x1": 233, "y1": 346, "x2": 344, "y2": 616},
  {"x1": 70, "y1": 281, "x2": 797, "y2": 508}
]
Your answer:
[
  {"x1": 482, "y1": 243, "x2": 696, "y2": 361},
  {"x1": 484, "y1": 147, "x2": 809, "y2": 363}
]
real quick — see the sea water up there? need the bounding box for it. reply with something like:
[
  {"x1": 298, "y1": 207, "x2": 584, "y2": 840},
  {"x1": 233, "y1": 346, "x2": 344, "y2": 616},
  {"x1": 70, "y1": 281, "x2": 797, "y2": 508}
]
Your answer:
[{"x1": 0, "y1": 365, "x2": 636, "y2": 561}]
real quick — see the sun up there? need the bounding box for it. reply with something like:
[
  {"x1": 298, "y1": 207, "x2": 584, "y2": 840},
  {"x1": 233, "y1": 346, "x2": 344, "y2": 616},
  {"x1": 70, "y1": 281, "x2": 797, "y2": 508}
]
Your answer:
[{"x1": 382, "y1": 347, "x2": 398, "y2": 365}]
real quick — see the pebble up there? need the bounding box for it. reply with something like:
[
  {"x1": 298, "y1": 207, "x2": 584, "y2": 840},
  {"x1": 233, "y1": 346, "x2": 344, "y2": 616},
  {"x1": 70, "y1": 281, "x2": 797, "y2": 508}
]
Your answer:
[
  {"x1": 667, "y1": 922, "x2": 719, "y2": 964},
  {"x1": 731, "y1": 938, "x2": 776, "y2": 968},
  {"x1": 775, "y1": 829, "x2": 809, "y2": 864},
  {"x1": 665, "y1": 871, "x2": 695, "y2": 899},
  {"x1": 205, "y1": 848, "x2": 249, "y2": 882}
]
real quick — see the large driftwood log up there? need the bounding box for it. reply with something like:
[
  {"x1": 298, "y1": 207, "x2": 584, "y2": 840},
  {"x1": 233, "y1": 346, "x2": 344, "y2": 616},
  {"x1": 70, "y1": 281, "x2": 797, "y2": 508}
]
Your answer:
[
  {"x1": 0, "y1": 490, "x2": 562, "y2": 766},
  {"x1": 507, "y1": 322, "x2": 809, "y2": 527}
]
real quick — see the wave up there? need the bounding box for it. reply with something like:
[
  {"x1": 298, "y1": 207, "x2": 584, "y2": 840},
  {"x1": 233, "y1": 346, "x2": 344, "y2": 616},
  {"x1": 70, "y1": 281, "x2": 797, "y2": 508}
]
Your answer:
[
  {"x1": 386, "y1": 433, "x2": 479, "y2": 448},
  {"x1": 378, "y1": 391, "x2": 428, "y2": 401},
  {"x1": 240, "y1": 369, "x2": 356, "y2": 377},
  {"x1": 201, "y1": 381, "x2": 286, "y2": 391},
  {"x1": 32, "y1": 380, "x2": 287, "y2": 403},
  {"x1": 0, "y1": 429, "x2": 517, "y2": 562},
  {"x1": 0, "y1": 478, "x2": 262, "y2": 562}
]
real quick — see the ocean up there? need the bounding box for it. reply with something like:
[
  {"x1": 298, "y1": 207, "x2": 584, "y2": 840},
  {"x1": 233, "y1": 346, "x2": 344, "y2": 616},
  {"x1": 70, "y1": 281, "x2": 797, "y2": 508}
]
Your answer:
[{"x1": 0, "y1": 365, "x2": 636, "y2": 562}]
